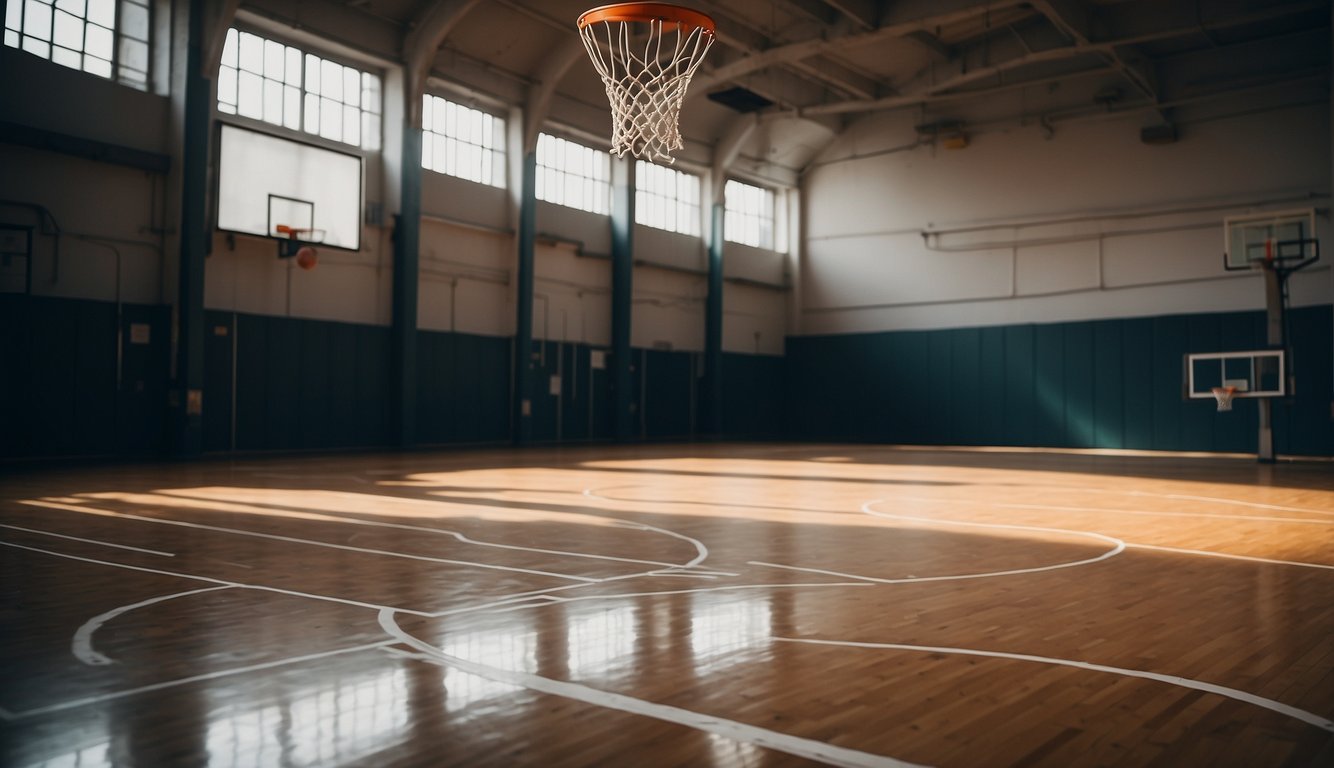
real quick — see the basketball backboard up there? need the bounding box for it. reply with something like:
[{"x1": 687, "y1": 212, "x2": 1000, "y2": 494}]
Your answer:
[
  {"x1": 216, "y1": 124, "x2": 362, "y2": 251},
  {"x1": 1223, "y1": 209, "x2": 1317, "y2": 270},
  {"x1": 1185, "y1": 349, "x2": 1285, "y2": 400}
]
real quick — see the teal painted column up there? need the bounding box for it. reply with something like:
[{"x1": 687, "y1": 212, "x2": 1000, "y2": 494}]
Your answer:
[
  {"x1": 702, "y1": 202, "x2": 724, "y2": 436},
  {"x1": 611, "y1": 158, "x2": 635, "y2": 441},
  {"x1": 174, "y1": 1, "x2": 210, "y2": 457},
  {"x1": 513, "y1": 152, "x2": 537, "y2": 445},
  {"x1": 393, "y1": 125, "x2": 421, "y2": 447}
]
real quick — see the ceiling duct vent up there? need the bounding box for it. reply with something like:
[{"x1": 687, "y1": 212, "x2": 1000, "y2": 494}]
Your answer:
[{"x1": 707, "y1": 86, "x2": 774, "y2": 113}]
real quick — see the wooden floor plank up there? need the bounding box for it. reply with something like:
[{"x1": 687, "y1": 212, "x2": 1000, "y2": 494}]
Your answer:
[{"x1": 2, "y1": 443, "x2": 1331, "y2": 766}]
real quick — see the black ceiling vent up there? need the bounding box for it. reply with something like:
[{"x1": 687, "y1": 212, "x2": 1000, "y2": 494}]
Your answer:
[{"x1": 706, "y1": 86, "x2": 774, "y2": 113}]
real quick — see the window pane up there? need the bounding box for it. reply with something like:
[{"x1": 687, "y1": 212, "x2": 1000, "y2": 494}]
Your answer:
[
  {"x1": 86, "y1": 0, "x2": 113, "y2": 27},
  {"x1": 262, "y1": 78, "x2": 282, "y2": 124},
  {"x1": 343, "y1": 104, "x2": 359, "y2": 146},
  {"x1": 238, "y1": 70, "x2": 262, "y2": 119},
  {"x1": 24, "y1": 0, "x2": 53, "y2": 41},
  {"x1": 21, "y1": 37, "x2": 50, "y2": 57},
  {"x1": 343, "y1": 68, "x2": 358, "y2": 107},
  {"x1": 282, "y1": 45, "x2": 301, "y2": 85},
  {"x1": 303, "y1": 92, "x2": 319, "y2": 131},
  {"x1": 120, "y1": 1, "x2": 148, "y2": 39},
  {"x1": 52, "y1": 10, "x2": 80, "y2": 48},
  {"x1": 6, "y1": 1, "x2": 22, "y2": 32},
  {"x1": 217, "y1": 66, "x2": 237, "y2": 104},
  {"x1": 321, "y1": 60, "x2": 342, "y2": 101},
  {"x1": 238, "y1": 32, "x2": 263, "y2": 73},
  {"x1": 51, "y1": 44, "x2": 80, "y2": 68},
  {"x1": 283, "y1": 85, "x2": 300, "y2": 129},
  {"x1": 304, "y1": 53, "x2": 320, "y2": 94},
  {"x1": 221, "y1": 28, "x2": 237, "y2": 68},
  {"x1": 119, "y1": 35, "x2": 147, "y2": 73},
  {"x1": 82, "y1": 54, "x2": 110, "y2": 77},
  {"x1": 83, "y1": 20, "x2": 110, "y2": 59}
]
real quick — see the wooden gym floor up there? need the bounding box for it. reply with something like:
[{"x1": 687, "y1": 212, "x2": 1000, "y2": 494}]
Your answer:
[{"x1": 2, "y1": 443, "x2": 1332, "y2": 767}]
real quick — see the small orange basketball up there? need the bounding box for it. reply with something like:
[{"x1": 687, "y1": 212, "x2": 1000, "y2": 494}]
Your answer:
[{"x1": 295, "y1": 246, "x2": 318, "y2": 270}]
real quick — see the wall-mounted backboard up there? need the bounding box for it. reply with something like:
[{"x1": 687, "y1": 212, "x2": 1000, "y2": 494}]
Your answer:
[
  {"x1": 216, "y1": 124, "x2": 362, "y2": 250},
  {"x1": 1223, "y1": 209, "x2": 1317, "y2": 270},
  {"x1": 1185, "y1": 349, "x2": 1285, "y2": 399}
]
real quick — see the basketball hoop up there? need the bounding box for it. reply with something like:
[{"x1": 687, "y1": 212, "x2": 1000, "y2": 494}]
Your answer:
[
  {"x1": 274, "y1": 224, "x2": 325, "y2": 259},
  {"x1": 1211, "y1": 386, "x2": 1237, "y2": 412},
  {"x1": 578, "y1": 3, "x2": 715, "y2": 163}
]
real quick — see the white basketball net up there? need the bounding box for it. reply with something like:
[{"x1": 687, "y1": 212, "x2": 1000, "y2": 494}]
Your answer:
[
  {"x1": 580, "y1": 18, "x2": 714, "y2": 163},
  {"x1": 1212, "y1": 386, "x2": 1236, "y2": 412}
]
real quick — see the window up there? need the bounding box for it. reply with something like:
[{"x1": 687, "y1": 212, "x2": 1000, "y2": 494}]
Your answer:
[
  {"x1": 724, "y1": 179, "x2": 776, "y2": 250},
  {"x1": 216, "y1": 28, "x2": 382, "y2": 151},
  {"x1": 422, "y1": 95, "x2": 505, "y2": 188},
  {"x1": 635, "y1": 160, "x2": 700, "y2": 236},
  {"x1": 5, "y1": 0, "x2": 151, "y2": 89},
  {"x1": 536, "y1": 133, "x2": 610, "y2": 215}
]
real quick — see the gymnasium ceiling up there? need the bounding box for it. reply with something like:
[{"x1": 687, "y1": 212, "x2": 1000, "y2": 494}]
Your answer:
[{"x1": 240, "y1": 0, "x2": 1330, "y2": 177}]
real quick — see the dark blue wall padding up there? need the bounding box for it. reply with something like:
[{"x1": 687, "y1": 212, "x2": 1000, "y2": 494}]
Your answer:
[
  {"x1": 415, "y1": 329, "x2": 511, "y2": 446},
  {"x1": 212, "y1": 312, "x2": 392, "y2": 452},
  {"x1": 1, "y1": 295, "x2": 169, "y2": 459},
  {"x1": 785, "y1": 305, "x2": 1333, "y2": 457},
  {"x1": 720, "y1": 352, "x2": 785, "y2": 439}
]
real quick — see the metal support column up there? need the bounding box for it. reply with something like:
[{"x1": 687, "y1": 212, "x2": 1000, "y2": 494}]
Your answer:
[
  {"x1": 702, "y1": 202, "x2": 724, "y2": 436},
  {"x1": 1258, "y1": 262, "x2": 1284, "y2": 463},
  {"x1": 392, "y1": 126, "x2": 422, "y2": 447},
  {"x1": 173, "y1": 1, "x2": 210, "y2": 457},
  {"x1": 513, "y1": 152, "x2": 537, "y2": 445},
  {"x1": 611, "y1": 158, "x2": 635, "y2": 441}
]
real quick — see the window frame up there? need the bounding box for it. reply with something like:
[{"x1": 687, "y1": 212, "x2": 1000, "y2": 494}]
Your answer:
[
  {"x1": 421, "y1": 93, "x2": 506, "y2": 189},
  {"x1": 215, "y1": 26, "x2": 383, "y2": 153},
  {"x1": 724, "y1": 178, "x2": 778, "y2": 251},
  {"x1": 4, "y1": 0, "x2": 152, "y2": 90},
  {"x1": 635, "y1": 160, "x2": 701, "y2": 237},
  {"x1": 535, "y1": 132, "x2": 612, "y2": 216}
]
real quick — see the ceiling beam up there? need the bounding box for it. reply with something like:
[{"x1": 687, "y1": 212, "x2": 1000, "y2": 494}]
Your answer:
[
  {"x1": 802, "y1": 0, "x2": 1322, "y2": 116},
  {"x1": 818, "y1": 0, "x2": 880, "y2": 30},
  {"x1": 1029, "y1": 0, "x2": 1161, "y2": 112},
  {"x1": 690, "y1": 0, "x2": 1031, "y2": 94},
  {"x1": 905, "y1": 29, "x2": 952, "y2": 60},
  {"x1": 404, "y1": 0, "x2": 487, "y2": 125},
  {"x1": 772, "y1": 0, "x2": 838, "y2": 26}
]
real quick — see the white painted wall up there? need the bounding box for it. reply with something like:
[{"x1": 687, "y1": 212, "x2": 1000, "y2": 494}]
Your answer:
[{"x1": 801, "y1": 103, "x2": 1332, "y2": 335}]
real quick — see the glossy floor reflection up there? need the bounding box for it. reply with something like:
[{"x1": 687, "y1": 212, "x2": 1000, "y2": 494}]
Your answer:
[{"x1": 2, "y1": 443, "x2": 1333, "y2": 767}]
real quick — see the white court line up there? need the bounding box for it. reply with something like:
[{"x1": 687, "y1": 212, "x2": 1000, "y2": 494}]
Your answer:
[
  {"x1": 1126, "y1": 542, "x2": 1334, "y2": 571},
  {"x1": 775, "y1": 637, "x2": 1334, "y2": 733},
  {"x1": 1128, "y1": 490, "x2": 1334, "y2": 518},
  {"x1": 154, "y1": 491, "x2": 700, "y2": 571},
  {"x1": 993, "y1": 501, "x2": 1334, "y2": 527},
  {"x1": 0, "y1": 523, "x2": 176, "y2": 556},
  {"x1": 22, "y1": 500, "x2": 594, "y2": 584},
  {"x1": 859, "y1": 499, "x2": 1127, "y2": 574},
  {"x1": 73, "y1": 586, "x2": 234, "y2": 666},
  {"x1": 5, "y1": 641, "x2": 393, "y2": 720},
  {"x1": 0, "y1": 540, "x2": 436, "y2": 617},
  {"x1": 379, "y1": 609, "x2": 927, "y2": 768},
  {"x1": 582, "y1": 489, "x2": 709, "y2": 567},
  {"x1": 480, "y1": 582, "x2": 873, "y2": 615}
]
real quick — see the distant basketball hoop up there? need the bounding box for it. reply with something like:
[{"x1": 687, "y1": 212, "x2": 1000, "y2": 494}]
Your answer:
[
  {"x1": 578, "y1": 3, "x2": 715, "y2": 163},
  {"x1": 1211, "y1": 385, "x2": 1237, "y2": 412}
]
